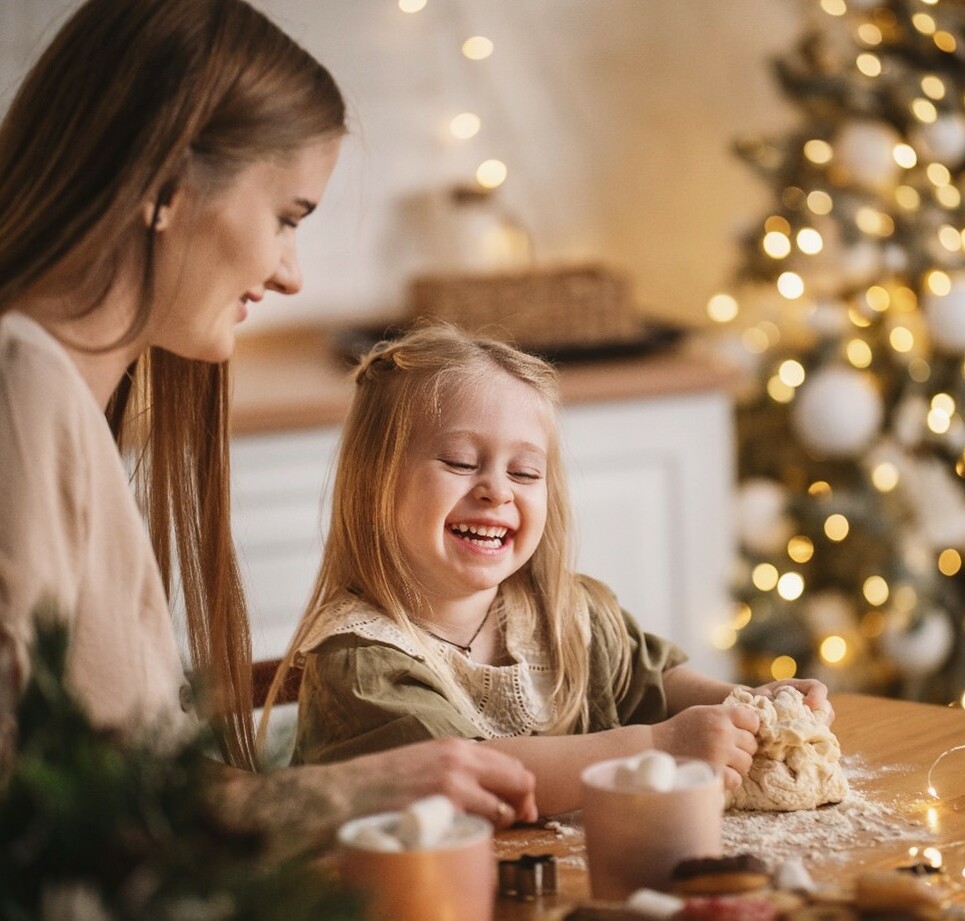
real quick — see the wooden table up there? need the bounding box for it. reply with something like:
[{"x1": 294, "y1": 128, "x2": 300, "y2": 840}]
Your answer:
[{"x1": 492, "y1": 693, "x2": 965, "y2": 918}]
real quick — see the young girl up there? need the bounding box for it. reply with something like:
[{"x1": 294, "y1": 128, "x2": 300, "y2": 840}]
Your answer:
[
  {"x1": 0, "y1": 0, "x2": 535, "y2": 852},
  {"x1": 272, "y1": 324, "x2": 831, "y2": 816}
]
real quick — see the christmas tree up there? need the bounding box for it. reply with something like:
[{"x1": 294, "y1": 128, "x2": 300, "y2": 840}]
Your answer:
[{"x1": 708, "y1": 0, "x2": 965, "y2": 704}]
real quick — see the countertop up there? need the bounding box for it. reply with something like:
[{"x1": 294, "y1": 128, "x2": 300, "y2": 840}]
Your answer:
[{"x1": 229, "y1": 325, "x2": 740, "y2": 436}]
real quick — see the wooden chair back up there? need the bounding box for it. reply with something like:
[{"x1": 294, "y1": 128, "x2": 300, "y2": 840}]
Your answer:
[{"x1": 251, "y1": 657, "x2": 303, "y2": 709}]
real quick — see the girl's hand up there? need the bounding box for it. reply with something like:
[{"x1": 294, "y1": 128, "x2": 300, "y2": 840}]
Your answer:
[
  {"x1": 749, "y1": 679, "x2": 834, "y2": 724},
  {"x1": 650, "y1": 704, "x2": 760, "y2": 792}
]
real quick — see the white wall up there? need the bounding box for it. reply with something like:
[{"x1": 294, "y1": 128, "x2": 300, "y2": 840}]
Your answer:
[{"x1": 0, "y1": 0, "x2": 800, "y2": 329}]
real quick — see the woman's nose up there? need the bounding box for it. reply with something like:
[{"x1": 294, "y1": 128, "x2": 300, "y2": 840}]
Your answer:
[{"x1": 267, "y1": 240, "x2": 303, "y2": 296}]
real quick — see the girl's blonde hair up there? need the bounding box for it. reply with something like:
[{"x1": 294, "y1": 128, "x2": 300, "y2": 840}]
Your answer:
[
  {"x1": 263, "y1": 322, "x2": 632, "y2": 746},
  {"x1": 0, "y1": 0, "x2": 346, "y2": 771}
]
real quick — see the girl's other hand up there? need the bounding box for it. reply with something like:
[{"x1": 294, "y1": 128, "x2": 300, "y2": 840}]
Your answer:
[
  {"x1": 650, "y1": 704, "x2": 760, "y2": 792},
  {"x1": 749, "y1": 678, "x2": 834, "y2": 724}
]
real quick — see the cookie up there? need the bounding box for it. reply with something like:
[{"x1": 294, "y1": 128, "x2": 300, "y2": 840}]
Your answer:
[
  {"x1": 676, "y1": 894, "x2": 780, "y2": 921},
  {"x1": 671, "y1": 854, "x2": 771, "y2": 895},
  {"x1": 786, "y1": 907, "x2": 860, "y2": 921},
  {"x1": 853, "y1": 869, "x2": 943, "y2": 914}
]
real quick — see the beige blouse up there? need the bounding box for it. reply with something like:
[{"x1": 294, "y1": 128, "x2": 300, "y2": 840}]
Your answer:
[{"x1": 0, "y1": 312, "x2": 193, "y2": 743}]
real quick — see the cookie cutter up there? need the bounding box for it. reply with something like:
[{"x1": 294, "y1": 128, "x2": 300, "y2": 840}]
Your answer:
[{"x1": 498, "y1": 853, "x2": 558, "y2": 899}]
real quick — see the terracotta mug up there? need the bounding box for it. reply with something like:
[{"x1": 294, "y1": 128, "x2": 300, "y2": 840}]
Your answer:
[
  {"x1": 581, "y1": 755, "x2": 724, "y2": 899},
  {"x1": 337, "y1": 812, "x2": 495, "y2": 921}
]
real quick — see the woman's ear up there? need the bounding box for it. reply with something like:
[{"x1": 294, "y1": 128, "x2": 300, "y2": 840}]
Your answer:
[{"x1": 141, "y1": 182, "x2": 180, "y2": 232}]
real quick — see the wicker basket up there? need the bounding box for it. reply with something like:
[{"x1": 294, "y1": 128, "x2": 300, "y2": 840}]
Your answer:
[{"x1": 405, "y1": 264, "x2": 644, "y2": 352}]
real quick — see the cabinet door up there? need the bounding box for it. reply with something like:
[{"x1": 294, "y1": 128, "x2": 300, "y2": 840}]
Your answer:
[
  {"x1": 232, "y1": 427, "x2": 341, "y2": 659},
  {"x1": 562, "y1": 392, "x2": 736, "y2": 680}
]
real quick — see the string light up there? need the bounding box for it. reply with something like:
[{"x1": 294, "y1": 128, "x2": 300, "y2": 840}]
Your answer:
[{"x1": 927, "y1": 744, "x2": 965, "y2": 799}]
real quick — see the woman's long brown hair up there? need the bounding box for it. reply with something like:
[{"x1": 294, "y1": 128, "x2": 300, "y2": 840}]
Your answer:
[{"x1": 0, "y1": 0, "x2": 346, "y2": 770}]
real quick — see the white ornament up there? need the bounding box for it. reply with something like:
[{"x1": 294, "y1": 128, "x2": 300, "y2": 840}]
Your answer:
[
  {"x1": 736, "y1": 478, "x2": 793, "y2": 555},
  {"x1": 791, "y1": 367, "x2": 884, "y2": 457},
  {"x1": 924, "y1": 274, "x2": 965, "y2": 353},
  {"x1": 900, "y1": 455, "x2": 965, "y2": 548},
  {"x1": 835, "y1": 121, "x2": 903, "y2": 190},
  {"x1": 881, "y1": 611, "x2": 954, "y2": 677},
  {"x1": 912, "y1": 114, "x2": 965, "y2": 164},
  {"x1": 806, "y1": 299, "x2": 851, "y2": 337}
]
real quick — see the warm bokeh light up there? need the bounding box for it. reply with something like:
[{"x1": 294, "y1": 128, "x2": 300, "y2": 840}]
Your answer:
[
  {"x1": 796, "y1": 227, "x2": 823, "y2": 254},
  {"x1": 847, "y1": 338, "x2": 873, "y2": 368},
  {"x1": 763, "y1": 231, "x2": 792, "y2": 259},
  {"x1": 803, "y1": 139, "x2": 833, "y2": 164},
  {"x1": 807, "y1": 190, "x2": 833, "y2": 214},
  {"x1": 809, "y1": 480, "x2": 832, "y2": 498},
  {"x1": 939, "y1": 548, "x2": 962, "y2": 576},
  {"x1": 927, "y1": 270, "x2": 951, "y2": 296},
  {"x1": 871, "y1": 462, "x2": 899, "y2": 492},
  {"x1": 895, "y1": 185, "x2": 921, "y2": 210},
  {"x1": 771, "y1": 655, "x2": 798, "y2": 680},
  {"x1": 893, "y1": 143, "x2": 917, "y2": 168},
  {"x1": 777, "y1": 572, "x2": 805, "y2": 601},
  {"x1": 820, "y1": 634, "x2": 848, "y2": 664},
  {"x1": 398, "y1": 0, "x2": 427, "y2": 11},
  {"x1": 449, "y1": 112, "x2": 481, "y2": 139},
  {"x1": 922, "y1": 74, "x2": 946, "y2": 99},
  {"x1": 476, "y1": 158, "x2": 507, "y2": 188},
  {"x1": 752, "y1": 563, "x2": 780, "y2": 592},
  {"x1": 788, "y1": 535, "x2": 814, "y2": 563},
  {"x1": 777, "y1": 271, "x2": 805, "y2": 299},
  {"x1": 778, "y1": 359, "x2": 806, "y2": 388},
  {"x1": 707, "y1": 293, "x2": 739, "y2": 323},
  {"x1": 767, "y1": 376, "x2": 796, "y2": 404},
  {"x1": 824, "y1": 513, "x2": 850, "y2": 542},
  {"x1": 890, "y1": 326, "x2": 914, "y2": 353},
  {"x1": 863, "y1": 575, "x2": 890, "y2": 606},
  {"x1": 856, "y1": 53, "x2": 881, "y2": 77},
  {"x1": 462, "y1": 35, "x2": 494, "y2": 60}
]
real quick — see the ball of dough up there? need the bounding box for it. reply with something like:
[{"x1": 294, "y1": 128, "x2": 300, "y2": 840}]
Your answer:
[{"x1": 725, "y1": 686, "x2": 848, "y2": 811}]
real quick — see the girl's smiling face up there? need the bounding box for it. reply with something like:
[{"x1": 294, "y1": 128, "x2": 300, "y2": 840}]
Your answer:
[{"x1": 394, "y1": 368, "x2": 551, "y2": 616}]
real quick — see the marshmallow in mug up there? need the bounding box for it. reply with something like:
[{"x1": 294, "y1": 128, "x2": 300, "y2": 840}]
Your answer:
[
  {"x1": 612, "y1": 751, "x2": 716, "y2": 793},
  {"x1": 343, "y1": 795, "x2": 467, "y2": 852}
]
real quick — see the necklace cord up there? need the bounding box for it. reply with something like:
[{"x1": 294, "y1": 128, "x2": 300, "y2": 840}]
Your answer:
[{"x1": 412, "y1": 606, "x2": 491, "y2": 655}]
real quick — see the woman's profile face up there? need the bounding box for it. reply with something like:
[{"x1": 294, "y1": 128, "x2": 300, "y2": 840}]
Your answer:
[{"x1": 146, "y1": 137, "x2": 341, "y2": 363}]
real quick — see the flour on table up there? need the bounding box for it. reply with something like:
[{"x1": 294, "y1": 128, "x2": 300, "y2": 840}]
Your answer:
[
  {"x1": 723, "y1": 755, "x2": 932, "y2": 863},
  {"x1": 725, "y1": 685, "x2": 848, "y2": 811}
]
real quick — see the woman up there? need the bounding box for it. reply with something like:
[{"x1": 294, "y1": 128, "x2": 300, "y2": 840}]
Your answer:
[{"x1": 0, "y1": 0, "x2": 535, "y2": 855}]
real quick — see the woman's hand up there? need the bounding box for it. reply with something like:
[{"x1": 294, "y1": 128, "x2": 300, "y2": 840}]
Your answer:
[
  {"x1": 749, "y1": 678, "x2": 834, "y2": 723},
  {"x1": 650, "y1": 704, "x2": 760, "y2": 792},
  {"x1": 348, "y1": 737, "x2": 539, "y2": 828}
]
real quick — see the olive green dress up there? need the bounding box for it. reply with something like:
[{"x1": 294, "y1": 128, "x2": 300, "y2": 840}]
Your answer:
[{"x1": 292, "y1": 581, "x2": 687, "y2": 766}]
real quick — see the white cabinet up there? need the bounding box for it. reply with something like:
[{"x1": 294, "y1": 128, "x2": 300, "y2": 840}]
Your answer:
[{"x1": 232, "y1": 390, "x2": 736, "y2": 680}]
